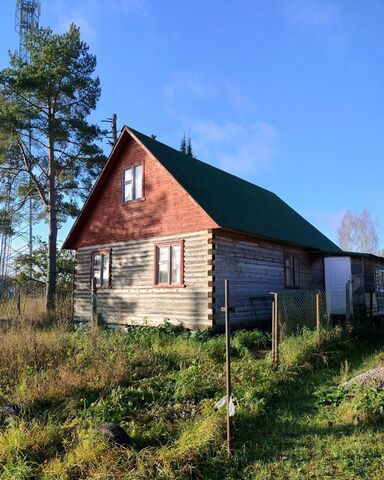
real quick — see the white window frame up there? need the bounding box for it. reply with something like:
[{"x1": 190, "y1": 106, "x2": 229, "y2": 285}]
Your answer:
[
  {"x1": 154, "y1": 241, "x2": 184, "y2": 287},
  {"x1": 122, "y1": 164, "x2": 143, "y2": 202},
  {"x1": 91, "y1": 249, "x2": 111, "y2": 288}
]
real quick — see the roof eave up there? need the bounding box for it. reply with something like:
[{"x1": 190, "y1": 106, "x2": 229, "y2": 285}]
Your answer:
[{"x1": 62, "y1": 126, "x2": 131, "y2": 249}]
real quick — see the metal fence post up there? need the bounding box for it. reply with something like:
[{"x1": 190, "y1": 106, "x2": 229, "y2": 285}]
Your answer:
[{"x1": 316, "y1": 292, "x2": 321, "y2": 344}]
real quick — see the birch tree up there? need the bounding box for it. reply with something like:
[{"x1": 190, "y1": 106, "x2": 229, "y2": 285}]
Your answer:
[{"x1": 337, "y1": 209, "x2": 380, "y2": 254}]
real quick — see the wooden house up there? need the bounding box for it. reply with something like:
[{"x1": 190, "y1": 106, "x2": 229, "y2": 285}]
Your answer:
[{"x1": 64, "y1": 126, "x2": 344, "y2": 329}]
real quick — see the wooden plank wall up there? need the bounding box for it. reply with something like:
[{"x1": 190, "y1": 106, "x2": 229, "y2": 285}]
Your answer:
[
  {"x1": 361, "y1": 256, "x2": 384, "y2": 315},
  {"x1": 212, "y1": 232, "x2": 324, "y2": 328},
  {"x1": 74, "y1": 230, "x2": 211, "y2": 329}
]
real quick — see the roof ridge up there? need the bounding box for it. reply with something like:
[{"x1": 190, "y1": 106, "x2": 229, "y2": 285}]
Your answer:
[{"x1": 127, "y1": 126, "x2": 277, "y2": 197}]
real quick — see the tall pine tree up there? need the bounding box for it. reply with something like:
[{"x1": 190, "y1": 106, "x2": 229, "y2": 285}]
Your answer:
[{"x1": 0, "y1": 24, "x2": 105, "y2": 314}]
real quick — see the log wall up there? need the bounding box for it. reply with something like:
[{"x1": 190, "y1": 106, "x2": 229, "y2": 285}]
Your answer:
[
  {"x1": 74, "y1": 230, "x2": 211, "y2": 329},
  {"x1": 212, "y1": 231, "x2": 325, "y2": 328}
]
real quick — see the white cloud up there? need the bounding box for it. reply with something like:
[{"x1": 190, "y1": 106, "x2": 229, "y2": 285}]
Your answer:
[
  {"x1": 162, "y1": 72, "x2": 279, "y2": 177},
  {"x1": 163, "y1": 72, "x2": 216, "y2": 116},
  {"x1": 191, "y1": 120, "x2": 279, "y2": 176},
  {"x1": 222, "y1": 80, "x2": 256, "y2": 113},
  {"x1": 280, "y1": 0, "x2": 339, "y2": 28},
  {"x1": 57, "y1": 11, "x2": 96, "y2": 41}
]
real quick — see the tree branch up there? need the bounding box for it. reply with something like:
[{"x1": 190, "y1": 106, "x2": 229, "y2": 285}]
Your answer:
[{"x1": 17, "y1": 139, "x2": 49, "y2": 207}]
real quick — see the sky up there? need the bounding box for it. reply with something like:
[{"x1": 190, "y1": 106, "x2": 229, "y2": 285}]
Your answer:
[{"x1": 1, "y1": 0, "x2": 384, "y2": 247}]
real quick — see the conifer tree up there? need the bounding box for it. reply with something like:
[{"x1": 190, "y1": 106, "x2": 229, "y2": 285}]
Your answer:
[
  {"x1": 0, "y1": 24, "x2": 105, "y2": 314},
  {"x1": 186, "y1": 136, "x2": 193, "y2": 157},
  {"x1": 180, "y1": 133, "x2": 187, "y2": 154}
]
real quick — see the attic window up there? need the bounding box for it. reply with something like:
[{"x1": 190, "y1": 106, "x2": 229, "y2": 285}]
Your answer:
[
  {"x1": 285, "y1": 254, "x2": 299, "y2": 288},
  {"x1": 122, "y1": 164, "x2": 143, "y2": 202},
  {"x1": 91, "y1": 249, "x2": 111, "y2": 288}
]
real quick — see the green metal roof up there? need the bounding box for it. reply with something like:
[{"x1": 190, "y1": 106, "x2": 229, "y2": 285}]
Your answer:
[{"x1": 130, "y1": 127, "x2": 341, "y2": 253}]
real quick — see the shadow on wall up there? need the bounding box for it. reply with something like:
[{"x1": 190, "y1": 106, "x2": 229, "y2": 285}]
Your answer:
[{"x1": 89, "y1": 186, "x2": 181, "y2": 327}]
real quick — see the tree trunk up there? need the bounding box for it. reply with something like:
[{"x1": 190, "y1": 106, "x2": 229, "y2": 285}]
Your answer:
[
  {"x1": 46, "y1": 198, "x2": 57, "y2": 315},
  {"x1": 46, "y1": 115, "x2": 57, "y2": 316}
]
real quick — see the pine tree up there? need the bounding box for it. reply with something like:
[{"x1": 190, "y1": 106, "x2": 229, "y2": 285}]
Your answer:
[
  {"x1": 180, "y1": 133, "x2": 187, "y2": 154},
  {"x1": 186, "y1": 136, "x2": 193, "y2": 157},
  {"x1": 0, "y1": 24, "x2": 105, "y2": 314}
]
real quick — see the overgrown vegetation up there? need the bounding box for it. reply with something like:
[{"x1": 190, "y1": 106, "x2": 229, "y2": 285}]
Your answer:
[{"x1": 0, "y1": 323, "x2": 383, "y2": 479}]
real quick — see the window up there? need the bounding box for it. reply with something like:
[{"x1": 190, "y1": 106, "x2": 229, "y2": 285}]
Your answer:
[
  {"x1": 154, "y1": 241, "x2": 183, "y2": 286},
  {"x1": 122, "y1": 164, "x2": 143, "y2": 202},
  {"x1": 377, "y1": 270, "x2": 384, "y2": 292},
  {"x1": 91, "y1": 250, "x2": 111, "y2": 288},
  {"x1": 285, "y1": 254, "x2": 299, "y2": 288}
]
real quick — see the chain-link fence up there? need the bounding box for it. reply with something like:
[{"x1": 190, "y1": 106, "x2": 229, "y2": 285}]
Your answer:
[
  {"x1": 278, "y1": 290, "x2": 328, "y2": 337},
  {"x1": 0, "y1": 280, "x2": 73, "y2": 327}
]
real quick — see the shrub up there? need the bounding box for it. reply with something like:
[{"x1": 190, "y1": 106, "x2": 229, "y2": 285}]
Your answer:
[{"x1": 353, "y1": 387, "x2": 384, "y2": 425}]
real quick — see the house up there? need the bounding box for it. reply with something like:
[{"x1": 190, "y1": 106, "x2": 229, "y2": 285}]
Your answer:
[{"x1": 64, "y1": 126, "x2": 352, "y2": 329}]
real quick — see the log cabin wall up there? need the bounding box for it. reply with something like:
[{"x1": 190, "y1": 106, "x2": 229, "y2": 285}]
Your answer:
[
  {"x1": 74, "y1": 230, "x2": 212, "y2": 329},
  {"x1": 212, "y1": 231, "x2": 325, "y2": 328}
]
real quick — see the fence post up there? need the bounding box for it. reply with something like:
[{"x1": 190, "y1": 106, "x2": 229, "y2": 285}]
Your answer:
[
  {"x1": 17, "y1": 291, "x2": 21, "y2": 317},
  {"x1": 271, "y1": 292, "x2": 280, "y2": 370},
  {"x1": 316, "y1": 292, "x2": 321, "y2": 344},
  {"x1": 91, "y1": 277, "x2": 98, "y2": 332},
  {"x1": 221, "y1": 279, "x2": 233, "y2": 457},
  {"x1": 370, "y1": 292, "x2": 374, "y2": 327},
  {"x1": 345, "y1": 281, "x2": 351, "y2": 331},
  {"x1": 271, "y1": 298, "x2": 275, "y2": 365}
]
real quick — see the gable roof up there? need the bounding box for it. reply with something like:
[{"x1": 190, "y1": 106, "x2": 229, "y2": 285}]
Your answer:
[{"x1": 63, "y1": 126, "x2": 341, "y2": 252}]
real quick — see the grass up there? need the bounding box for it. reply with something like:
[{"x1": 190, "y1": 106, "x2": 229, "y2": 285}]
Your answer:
[{"x1": 0, "y1": 322, "x2": 383, "y2": 479}]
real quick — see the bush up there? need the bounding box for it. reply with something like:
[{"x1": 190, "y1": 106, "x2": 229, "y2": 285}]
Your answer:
[{"x1": 353, "y1": 387, "x2": 384, "y2": 425}]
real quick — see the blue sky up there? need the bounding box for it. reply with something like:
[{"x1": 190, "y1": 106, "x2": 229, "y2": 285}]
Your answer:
[{"x1": 1, "y1": 0, "x2": 384, "y2": 246}]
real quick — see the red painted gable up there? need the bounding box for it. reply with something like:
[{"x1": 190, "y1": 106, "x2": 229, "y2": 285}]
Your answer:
[{"x1": 66, "y1": 133, "x2": 217, "y2": 249}]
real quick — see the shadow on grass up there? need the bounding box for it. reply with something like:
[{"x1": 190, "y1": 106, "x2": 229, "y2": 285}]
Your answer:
[{"x1": 225, "y1": 337, "x2": 384, "y2": 478}]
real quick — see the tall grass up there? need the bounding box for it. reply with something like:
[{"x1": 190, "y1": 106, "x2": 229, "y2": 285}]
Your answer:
[
  {"x1": 0, "y1": 287, "x2": 73, "y2": 330},
  {"x1": 0, "y1": 323, "x2": 381, "y2": 479}
]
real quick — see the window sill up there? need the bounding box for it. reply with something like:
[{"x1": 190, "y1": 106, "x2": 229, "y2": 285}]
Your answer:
[
  {"x1": 122, "y1": 197, "x2": 146, "y2": 205},
  {"x1": 153, "y1": 284, "x2": 186, "y2": 289}
]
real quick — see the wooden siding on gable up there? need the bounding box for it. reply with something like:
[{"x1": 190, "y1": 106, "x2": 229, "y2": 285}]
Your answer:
[
  {"x1": 74, "y1": 230, "x2": 211, "y2": 329},
  {"x1": 212, "y1": 231, "x2": 325, "y2": 328},
  {"x1": 71, "y1": 136, "x2": 217, "y2": 249}
]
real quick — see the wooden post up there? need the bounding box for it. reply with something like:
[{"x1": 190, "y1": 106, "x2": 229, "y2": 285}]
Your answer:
[
  {"x1": 91, "y1": 277, "x2": 97, "y2": 331},
  {"x1": 370, "y1": 292, "x2": 374, "y2": 327},
  {"x1": 272, "y1": 292, "x2": 280, "y2": 370},
  {"x1": 316, "y1": 292, "x2": 321, "y2": 345},
  {"x1": 17, "y1": 292, "x2": 21, "y2": 317},
  {"x1": 346, "y1": 281, "x2": 351, "y2": 330},
  {"x1": 224, "y1": 279, "x2": 233, "y2": 457},
  {"x1": 271, "y1": 298, "x2": 275, "y2": 366}
]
